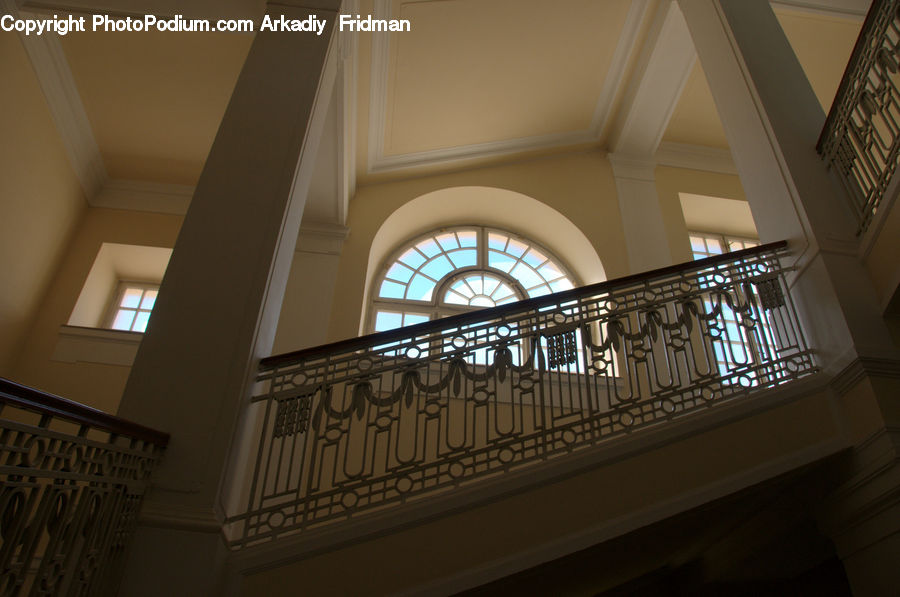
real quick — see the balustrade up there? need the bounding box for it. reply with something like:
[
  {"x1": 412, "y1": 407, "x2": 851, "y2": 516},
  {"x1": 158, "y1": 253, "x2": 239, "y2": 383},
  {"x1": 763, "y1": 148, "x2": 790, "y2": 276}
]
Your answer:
[
  {"x1": 819, "y1": 0, "x2": 900, "y2": 233},
  {"x1": 225, "y1": 241, "x2": 816, "y2": 549},
  {"x1": 0, "y1": 378, "x2": 168, "y2": 596}
]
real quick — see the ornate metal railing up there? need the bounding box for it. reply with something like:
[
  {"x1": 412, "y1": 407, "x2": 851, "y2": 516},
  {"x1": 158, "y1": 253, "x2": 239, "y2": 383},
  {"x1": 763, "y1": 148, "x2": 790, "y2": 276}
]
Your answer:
[
  {"x1": 818, "y1": 0, "x2": 900, "y2": 233},
  {"x1": 226, "y1": 241, "x2": 816, "y2": 548},
  {"x1": 0, "y1": 378, "x2": 168, "y2": 596}
]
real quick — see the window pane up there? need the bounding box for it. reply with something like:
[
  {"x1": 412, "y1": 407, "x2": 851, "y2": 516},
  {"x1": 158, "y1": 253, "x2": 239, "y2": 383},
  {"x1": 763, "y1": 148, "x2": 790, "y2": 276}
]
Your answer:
[
  {"x1": 399, "y1": 248, "x2": 426, "y2": 269},
  {"x1": 436, "y1": 233, "x2": 458, "y2": 251},
  {"x1": 133, "y1": 311, "x2": 151, "y2": 332},
  {"x1": 140, "y1": 290, "x2": 158, "y2": 310},
  {"x1": 522, "y1": 249, "x2": 546, "y2": 268},
  {"x1": 420, "y1": 255, "x2": 454, "y2": 281},
  {"x1": 386, "y1": 263, "x2": 414, "y2": 283},
  {"x1": 416, "y1": 238, "x2": 441, "y2": 258},
  {"x1": 510, "y1": 262, "x2": 543, "y2": 290},
  {"x1": 121, "y1": 288, "x2": 143, "y2": 309},
  {"x1": 448, "y1": 249, "x2": 477, "y2": 269},
  {"x1": 457, "y1": 230, "x2": 477, "y2": 247},
  {"x1": 379, "y1": 280, "x2": 406, "y2": 299},
  {"x1": 407, "y1": 275, "x2": 435, "y2": 301},
  {"x1": 403, "y1": 313, "x2": 430, "y2": 326},
  {"x1": 506, "y1": 239, "x2": 527, "y2": 258},
  {"x1": 488, "y1": 250, "x2": 515, "y2": 273},
  {"x1": 375, "y1": 311, "x2": 403, "y2": 331},
  {"x1": 470, "y1": 296, "x2": 495, "y2": 307},
  {"x1": 112, "y1": 309, "x2": 136, "y2": 331},
  {"x1": 488, "y1": 232, "x2": 507, "y2": 251}
]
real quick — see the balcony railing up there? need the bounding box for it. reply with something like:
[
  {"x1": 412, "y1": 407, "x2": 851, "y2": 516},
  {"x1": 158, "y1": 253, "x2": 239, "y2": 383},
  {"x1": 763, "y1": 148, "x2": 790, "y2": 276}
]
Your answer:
[
  {"x1": 819, "y1": 0, "x2": 900, "y2": 233},
  {"x1": 225, "y1": 241, "x2": 816, "y2": 549},
  {"x1": 0, "y1": 378, "x2": 168, "y2": 596}
]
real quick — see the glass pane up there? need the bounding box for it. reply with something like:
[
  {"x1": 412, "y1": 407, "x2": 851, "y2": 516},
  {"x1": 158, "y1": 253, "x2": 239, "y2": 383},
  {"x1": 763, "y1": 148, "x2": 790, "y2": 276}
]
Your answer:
[
  {"x1": 403, "y1": 313, "x2": 430, "y2": 326},
  {"x1": 448, "y1": 249, "x2": 477, "y2": 269},
  {"x1": 416, "y1": 238, "x2": 441, "y2": 258},
  {"x1": 457, "y1": 230, "x2": 477, "y2": 247},
  {"x1": 466, "y1": 276, "x2": 484, "y2": 295},
  {"x1": 550, "y1": 278, "x2": 574, "y2": 292},
  {"x1": 133, "y1": 311, "x2": 151, "y2": 333},
  {"x1": 522, "y1": 249, "x2": 546, "y2": 268},
  {"x1": 444, "y1": 290, "x2": 469, "y2": 305},
  {"x1": 140, "y1": 290, "x2": 158, "y2": 310},
  {"x1": 379, "y1": 280, "x2": 406, "y2": 299},
  {"x1": 690, "y1": 236, "x2": 707, "y2": 252},
  {"x1": 505, "y1": 239, "x2": 527, "y2": 258},
  {"x1": 538, "y1": 263, "x2": 563, "y2": 281},
  {"x1": 420, "y1": 255, "x2": 454, "y2": 281},
  {"x1": 470, "y1": 296, "x2": 495, "y2": 307},
  {"x1": 112, "y1": 309, "x2": 136, "y2": 331},
  {"x1": 488, "y1": 250, "x2": 515, "y2": 273},
  {"x1": 488, "y1": 232, "x2": 507, "y2": 251},
  {"x1": 375, "y1": 311, "x2": 403, "y2": 331},
  {"x1": 121, "y1": 288, "x2": 142, "y2": 309},
  {"x1": 510, "y1": 262, "x2": 543, "y2": 290},
  {"x1": 707, "y1": 238, "x2": 724, "y2": 254},
  {"x1": 527, "y1": 285, "x2": 551, "y2": 298},
  {"x1": 386, "y1": 263, "x2": 414, "y2": 283},
  {"x1": 436, "y1": 233, "x2": 458, "y2": 251},
  {"x1": 399, "y1": 248, "x2": 426, "y2": 269},
  {"x1": 407, "y1": 275, "x2": 435, "y2": 301}
]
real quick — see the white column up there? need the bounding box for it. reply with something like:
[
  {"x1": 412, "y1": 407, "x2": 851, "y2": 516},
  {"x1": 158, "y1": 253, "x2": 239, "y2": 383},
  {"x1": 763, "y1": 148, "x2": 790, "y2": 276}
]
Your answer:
[
  {"x1": 677, "y1": 0, "x2": 896, "y2": 370},
  {"x1": 272, "y1": 223, "x2": 349, "y2": 353},
  {"x1": 609, "y1": 154, "x2": 673, "y2": 273},
  {"x1": 116, "y1": 2, "x2": 342, "y2": 594}
]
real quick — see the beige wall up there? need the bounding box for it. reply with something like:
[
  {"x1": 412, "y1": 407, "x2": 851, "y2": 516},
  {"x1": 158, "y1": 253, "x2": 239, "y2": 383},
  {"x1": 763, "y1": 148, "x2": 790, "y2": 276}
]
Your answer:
[
  {"x1": 0, "y1": 32, "x2": 87, "y2": 376},
  {"x1": 655, "y1": 166, "x2": 749, "y2": 263},
  {"x1": 12, "y1": 207, "x2": 182, "y2": 412}
]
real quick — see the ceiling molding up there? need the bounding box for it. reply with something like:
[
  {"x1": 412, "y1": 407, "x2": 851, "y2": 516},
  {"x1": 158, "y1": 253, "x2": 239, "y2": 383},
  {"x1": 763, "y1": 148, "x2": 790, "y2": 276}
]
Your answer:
[
  {"x1": 771, "y1": 0, "x2": 871, "y2": 19},
  {"x1": 296, "y1": 222, "x2": 350, "y2": 255},
  {"x1": 609, "y1": 1, "x2": 696, "y2": 156},
  {"x1": 365, "y1": 0, "x2": 653, "y2": 175},
  {"x1": 655, "y1": 142, "x2": 738, "y2": 174},
  {"x1": 8, "y1": 0, "x2": 108, "y2": 200},
  {"x1": 93, "y1": 179, "x2": 194, "y2": 215}
]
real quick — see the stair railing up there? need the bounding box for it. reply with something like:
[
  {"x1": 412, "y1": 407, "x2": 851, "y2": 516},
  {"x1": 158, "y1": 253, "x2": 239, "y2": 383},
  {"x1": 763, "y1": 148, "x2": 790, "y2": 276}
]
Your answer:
[
  {"x1": 818, "y1": 0, "x2": 900, "y2": 233},
  {"x1": 0, "y1": 378, "x2": 168, "y2": 596},
  {"x1": 225, "y1": 241, "x2": 815, "y2": 549}
]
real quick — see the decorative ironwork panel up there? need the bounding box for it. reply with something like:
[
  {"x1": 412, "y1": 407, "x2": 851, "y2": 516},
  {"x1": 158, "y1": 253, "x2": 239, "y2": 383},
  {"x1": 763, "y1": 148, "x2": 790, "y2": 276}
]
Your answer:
[
  {"x1": 225, "y1": 243, "x2": 816, "y2": 549},
  {"x1": 0, "y1": 401, "x2": 164, "y2": 596},
  {"x1": 819, "y1": 0, "x2": 900, "y2": 232}
]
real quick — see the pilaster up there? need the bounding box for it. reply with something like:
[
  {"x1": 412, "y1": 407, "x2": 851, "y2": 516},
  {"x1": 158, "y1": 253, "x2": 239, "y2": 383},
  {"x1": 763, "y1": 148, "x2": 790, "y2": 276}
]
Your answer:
[{"x1": 116, "y1": 1, "x2": 343, "y2": 594}]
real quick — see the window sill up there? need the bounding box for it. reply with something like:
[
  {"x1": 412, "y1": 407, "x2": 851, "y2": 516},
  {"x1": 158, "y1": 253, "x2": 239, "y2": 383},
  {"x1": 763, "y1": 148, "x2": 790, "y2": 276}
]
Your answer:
[{"x1": 52, "y1": 325, "x2": 142, "y2": 367}]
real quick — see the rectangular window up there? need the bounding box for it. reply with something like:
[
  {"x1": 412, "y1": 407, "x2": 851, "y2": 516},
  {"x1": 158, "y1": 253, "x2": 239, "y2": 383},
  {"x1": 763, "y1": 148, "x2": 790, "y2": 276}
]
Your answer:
[{"x1": 108, "y1": 283, "x2": 159, "y2": 333}]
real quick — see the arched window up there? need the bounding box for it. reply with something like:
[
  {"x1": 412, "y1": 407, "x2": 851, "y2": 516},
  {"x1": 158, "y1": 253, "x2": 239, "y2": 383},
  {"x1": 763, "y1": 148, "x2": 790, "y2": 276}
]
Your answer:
[{"x1": 371, "y1": 227, "x2": 577, "y2": 332}]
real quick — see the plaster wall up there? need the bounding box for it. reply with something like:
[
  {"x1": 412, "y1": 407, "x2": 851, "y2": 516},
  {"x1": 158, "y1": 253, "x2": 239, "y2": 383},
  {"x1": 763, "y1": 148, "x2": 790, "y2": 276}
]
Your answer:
[
  {"x1": 12, "y1": 207, "x2": 182, "y2": 412},
  {"x1": 0, "y1": 32, "x2": 87, "y2": 376}
]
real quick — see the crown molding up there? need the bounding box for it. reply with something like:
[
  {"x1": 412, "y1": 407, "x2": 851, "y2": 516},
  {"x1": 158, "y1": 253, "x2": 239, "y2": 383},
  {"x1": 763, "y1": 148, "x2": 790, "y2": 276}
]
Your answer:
[
  {"x1": 365, "y1": 0, "x2": 651, "y2": 175},
  {"x1": 771, "y1": 0, "x2": 871, "y2": 19},
  {"x1": 7, "y1": 0, "x2": 108, "y2": 200},
  {"x1": 655, "y1": 142, "x2": 738, "y2": 174},
  {"x1": 93, "y1": 179, "x2": 194, "y2": 215}
]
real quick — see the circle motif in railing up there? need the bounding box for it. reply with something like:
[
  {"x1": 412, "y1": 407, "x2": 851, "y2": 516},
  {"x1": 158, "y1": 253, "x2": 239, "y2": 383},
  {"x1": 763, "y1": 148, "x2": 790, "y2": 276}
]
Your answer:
[
  {"x1": 660, "y1": 399, "x2": 676, "y2": 415},
  {"x1": 518, "y1": 377, "x2": 534, "y2": 391},
  {"x1": 324, "y1": 428, "x2": 343, "y2": 442},
  {"x1": 268, "y1": 511, "x2": 285, "y2": 529},
  {"x1": 452, "y1": 335, "x2": 467, "y2": 349},
  {"x1": 561, "y1": 429, "x2": 576, "y2": 446},
  {"x1": 405, "y1": 346, "x2": 421, "y2": 359},
  {"x1": 496, "y1": 324, "x2": 511, "y2": 338},
  {"x1": 357, "y1": 358, "x2": 373, "y2": 372},
  {"x1": 473, "y1": 388, "x2": 492, "y2": 403},
  {"x1": 375, "y1": 415, "x2": 393, "y2": 430},
  {"x1": 700, "y1": 387, "x2": 716, "y2": 402},
  {"x1": 553, "y1": 312, "x2": 567, "y2": 324},
  {"x1": 396, "y1": 476, "x2": 413, "y2": 494},
  {"x1": 619, "y1": 412, "x2": 635, "y2": 427},
  {"x1": 292, "y1": 372, "x2": 307, "y2": 386},
  {"x1": 424, "y1": 401, "x2": 441, "y2": 416},
  {"x1": 498, "y1": 448, "x2": 514, "y2": 464},
  {"x1": 342, "y1": 492, "x2": 358, "y2": 509},
  {"x1": 448, "y1": 461, "x2": 465, "y2": 479}
]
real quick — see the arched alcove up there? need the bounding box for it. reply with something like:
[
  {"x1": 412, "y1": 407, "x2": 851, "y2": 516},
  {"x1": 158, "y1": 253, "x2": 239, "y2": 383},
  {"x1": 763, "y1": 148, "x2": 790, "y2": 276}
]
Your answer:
[{"x1": 361, "y1": 186, "x2": 606, "y2": 333}]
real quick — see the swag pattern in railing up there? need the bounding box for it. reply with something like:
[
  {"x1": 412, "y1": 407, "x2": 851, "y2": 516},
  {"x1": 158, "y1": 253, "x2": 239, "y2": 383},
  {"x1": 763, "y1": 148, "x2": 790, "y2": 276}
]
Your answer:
[
  {"x1": 819, "y1": 0, "x2": 900, "y2": 233},
  {"x1": 0, "y1": 379, "x2": 168, "y2": 597},
  {"x1": 226, "y1": 242, "x2": 815, "y2": 549}
]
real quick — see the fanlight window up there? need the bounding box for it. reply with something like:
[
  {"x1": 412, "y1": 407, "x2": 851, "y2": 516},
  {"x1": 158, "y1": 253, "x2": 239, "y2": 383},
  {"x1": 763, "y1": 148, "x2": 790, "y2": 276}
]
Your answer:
[{"x1": 372, "y1": 227, "x2": 576, "y2": 332}]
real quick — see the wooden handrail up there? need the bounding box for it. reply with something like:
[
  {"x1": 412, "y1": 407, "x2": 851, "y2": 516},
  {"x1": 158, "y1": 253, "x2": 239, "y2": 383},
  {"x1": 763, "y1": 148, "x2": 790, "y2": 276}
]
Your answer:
[
  {"x1": 0, "y1": 377, "x2": 169, "y2": 447},
  {"x1": 261, "y1": 240, "x2": 789, "y2": 369}
]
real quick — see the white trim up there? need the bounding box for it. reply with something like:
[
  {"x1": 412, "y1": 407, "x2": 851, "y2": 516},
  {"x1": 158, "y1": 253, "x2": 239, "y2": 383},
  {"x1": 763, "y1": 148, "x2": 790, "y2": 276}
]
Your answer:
[
  {"x1": 365, "y1": 0, "x2": 652, "y2": 175},
  {"x1": 52, "y1": 325, "x2": 141, "y2": 366},
  {"x1": 609, "y1": 1, "x2": 696, "y2": 156},
  {"x1": 93, "y1": 179, "x2": 194, "y2": 215},
  {"x1": 337, "y1": 0, "x2": 359, "y2": 223},
  {"x1": 7, "y1": 0, "x2": 108, "y2": 200},
  {"x1": 296, "y1": 222, "x2": 349, "y2": 255},
  {"x1": 655, "y1": 141, "x2": 738, "y2": 174}
]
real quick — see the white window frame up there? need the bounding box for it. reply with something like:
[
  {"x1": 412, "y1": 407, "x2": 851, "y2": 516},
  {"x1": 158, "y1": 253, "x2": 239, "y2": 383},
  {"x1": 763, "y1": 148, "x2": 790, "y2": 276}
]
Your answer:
[{"x1": 105, "y1": 281, "x2": 160, "y2": 333}]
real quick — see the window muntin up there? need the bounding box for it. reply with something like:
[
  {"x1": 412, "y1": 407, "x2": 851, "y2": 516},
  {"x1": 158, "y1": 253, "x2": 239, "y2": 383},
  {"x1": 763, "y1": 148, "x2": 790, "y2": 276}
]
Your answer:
[
  {"x1": 372, "y1": 227, "x2": 577, "y2": 332},
  {"x1": 108, "y1": 283, "x2": 159, "y2": 333}
]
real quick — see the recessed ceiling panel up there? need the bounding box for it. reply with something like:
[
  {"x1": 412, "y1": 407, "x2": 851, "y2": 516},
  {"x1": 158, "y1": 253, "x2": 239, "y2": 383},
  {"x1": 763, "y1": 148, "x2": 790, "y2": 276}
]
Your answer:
[
  {"x1": 62, "y1": 31, "x2": 252, "y2": 185},
  {"x1": 383, "y1": 0, "x2": 632, "y2": 156}
]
